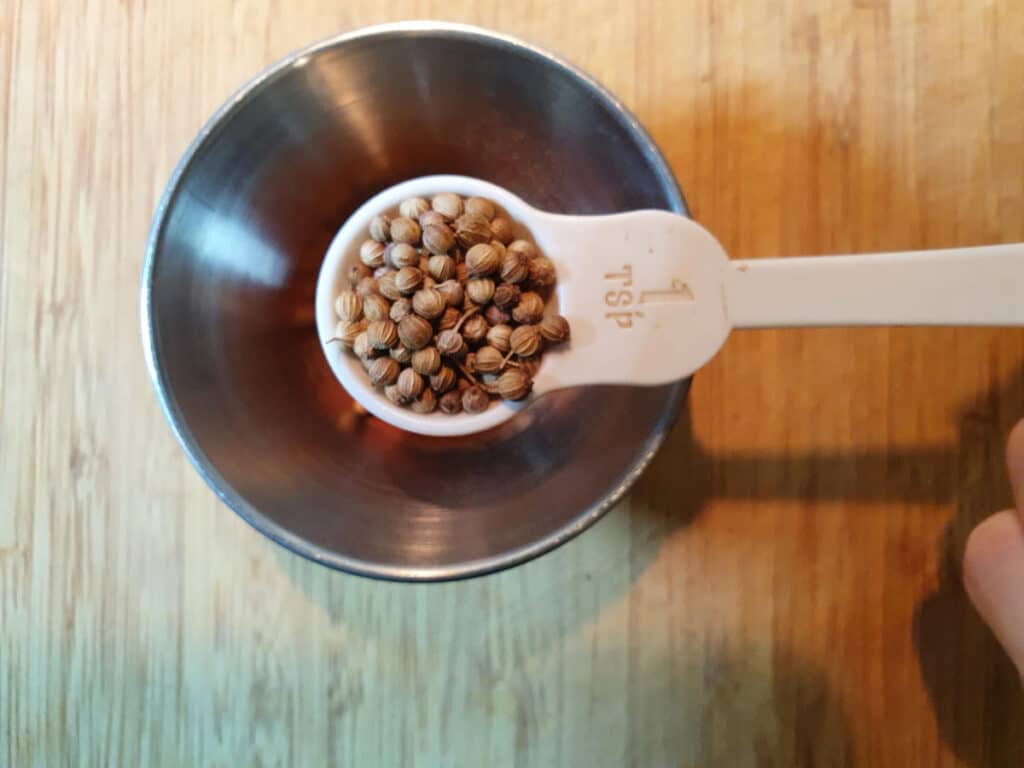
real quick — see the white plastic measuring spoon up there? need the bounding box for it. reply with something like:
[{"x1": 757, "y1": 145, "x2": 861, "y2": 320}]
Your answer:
[{"x1": 316, "y1": 175, "x2": 1024, "y2": 437}]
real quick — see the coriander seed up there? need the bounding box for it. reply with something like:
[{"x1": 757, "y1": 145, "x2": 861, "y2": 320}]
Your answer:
[
  {"x1": 457, "y1": 378, "x2": 471, "y2": 393},
  {"x1": 465, "y1": 243, "x2": 500, "y2": 277},
  {"x1": 390, "y1": 345, "x2": 414, "y2": 364},
  {"x1": 419, "y1": 209, "x2": 447, "y2": 229},
  {"x1": 455, "y1": 261, "x2": 470, "y2": 283},
  {"x1": 395, "y1": 266, "x2": 424, "y2": 295},
  {"x1": 368, "y1": 357, "x2": 400, "y2": 387},
  {"x1": 397, "y1": 367, "x2": 425, "y2": 400},
  {"x1": 496, "y1": 369, "x2": 532, "y2": 401},
  {"x1": 369, "y1": 214, "x2": 391, "y2": 243},
  {"x1": 386, "y1": 242, "x2": 420, "y2": 269},
  {"x1": 412, "y1": 288, "x2": 445, "y2": 320},
  {"x1": 454, "y1": 213, "x2": 493, "y2": 248},
  {"x1": 509, "y1": 324, "x2": 542, "y2": 357},
  {"x1": 390, "y1": 216, "x2": 421, "y2": 245},
  {"x1": 462, "y1": 315, "x2": 489, "y2": 346},
  {"x1": 352, "y1": 331, "x2": 374, "y2": 360},
  {"x1": 518, "y1": 355, "x2": 543, "y2": 378},
  {"x1": 399, "y1": 197, "x2": 430, "y2": 221},
  {"x1": 367, "y1": 319, "x2": 399, "y2": 350},
  {"x1": 384, "y1": 384, "x2": 406, "y2": 405},
  {"x1": 362, "y1": 293, "x2": 391, "y2": 322},
  {"x1": 423, "y1": 224, "x2": 456, "y2": 255},
  {"x1": 389, "y1": 297, "x2": 412, "y2": 322},
  {"x1": 430, "y1": 366, "x2": 457, "y2": 393},
  {"x1": 377, "y1": 271, "x2": 402, "y2": 300},
  {"x1": 427, "y1": 255, "x2": 456, "y2": 282},
  {"x1": 539, "y1": 314, "x2": 571, "y2": 343},
  {"x1": 490, "y1": 216, "x2": 515, "y2": 244},
  {"x1": 434, "y1": 280, "x2": 463, "y2": 308},
  {"x1": 349, "y1": 263, "x2": 372, "y2": 283},
  {"x1": 331, "y1": 319, "x2": 366, "y2": 349},
  {"x1": 493, "y1": 283, "x2": 521, "y2": 310},
  {"x1": 512, "y1": 292, "x2": 545, "y2": 324},
  {"x1": 528, "y1": 256, "x2": 556, "y2": 287},
  {"x1": 334, "y1": 291, "x2": 363, "y2": 321},
  {"x1": 473, "y1": 345, "x2": 504, "y2": 374},
  {"x1": 466, "y1": 278, "x2": 495, "y2": 305},
  {"x1": 410, "y1": 388, "x2": 437, "y2": 414},
  {"x1": 411, "y1": 346, "x2": 442, "y2": 376},
  {"x1": 398, "y1": 314, "x2": 433, "y2": 350},
  {"x1": 486, "y1": 324, "x2": 512, "y2": 353},
  {"x1": 465, "y1": 196, "x2": 496, "y2": 220},
  {"x1": 462, "y1": 385, "x2": 489, "y2": 414},
  {"x1": 439, "y1": 389, "x2": 462, "y2": 414},
  {"x1": 499, "y1": 251, "x2": 529, "y2": 284},
  {"x1": 432, "y1": 192, "x2": 463, "y2": 220},
  {"x1": 484, "y1": 305, "x2": 510, "y2": 326},
  {"x1": 436, "y1": 329, "x2": 466, "y2": 357},
  {"x1": 360, "y1": 239, "x2": 386, "y2": 268},
  {"x1": 507, "y1": 239, "x2": 538, "y2": 261},
  {"x1": 437, "y1": 305, "x2": 461, "y2": 331}
]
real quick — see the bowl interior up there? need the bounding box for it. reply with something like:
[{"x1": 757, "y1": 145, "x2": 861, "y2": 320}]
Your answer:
[{"x1": 145, "y1": 26, "x2": 688, "y2": 579}]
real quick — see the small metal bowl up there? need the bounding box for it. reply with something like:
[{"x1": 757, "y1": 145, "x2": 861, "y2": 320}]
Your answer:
[{"x1": 141, "y1": 22, "x2": 689, "y2": 580}]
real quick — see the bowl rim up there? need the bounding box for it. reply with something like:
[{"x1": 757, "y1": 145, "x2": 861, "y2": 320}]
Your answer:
[{"x1": 140, "y1": 20, "x2": 691, "y2": 581}]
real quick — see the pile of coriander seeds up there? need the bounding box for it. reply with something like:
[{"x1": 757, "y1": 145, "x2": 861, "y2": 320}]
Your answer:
[{"x1": 330, "y1": 192, "x2": 570, "y2": 416}]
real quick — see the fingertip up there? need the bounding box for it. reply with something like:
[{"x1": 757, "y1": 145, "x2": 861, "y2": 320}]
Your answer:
[
  {"x1": 963, "y1": 510, "x2": 1024, "y2": 676},
  {"x1": 1008, "y1": 419, "x2": 1024, "y2": 513}
]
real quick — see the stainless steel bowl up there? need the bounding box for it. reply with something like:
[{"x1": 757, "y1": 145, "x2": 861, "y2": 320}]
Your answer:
[{"x1": 141, "y1": 22, "x2": 690, "y2": 580}]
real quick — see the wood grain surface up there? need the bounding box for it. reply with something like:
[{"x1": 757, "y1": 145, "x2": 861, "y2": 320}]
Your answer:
[{"x1": 3, "y1": 1, "x2": 1023, "y2": 765}]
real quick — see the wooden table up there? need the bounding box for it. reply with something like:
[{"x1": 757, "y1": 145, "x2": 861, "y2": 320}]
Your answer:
[{"x1": 3, "y1": 1, "x2": 1023, "y2": 765}]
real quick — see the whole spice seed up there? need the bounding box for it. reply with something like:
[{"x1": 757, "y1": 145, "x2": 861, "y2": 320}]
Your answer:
[
  {"x1": 493, "y1": 283, "x2": 521, "y2": 310},
  {"x1": 473, "y1": 346, "x2": 505, "y2": 374},
  {"x1": 457, "y1": 378, "x2": 472, "y2": 392},
  {"x1": 466, "y1": 243, "x2": 500, "y2": 277},
  {"x1": 368, "y1": 357, "x2": 400, "y2": 386},
  {"x1": 436, "y1": 329, "x2": 466, "y2": 357},
  {"x1": 390, "y1": 216, "x2": 421, "y2": 244},
  {"x1": 334, "y1": 291, "x2": 363, "y2": 321},
  {"x1": 367, "y1": 319, "x2": 399, "y2": 350},
  {"x1": 439, "y1": 389, "x2": 462, "y2": 414},
  {"x1": 410, "y1": 388, "x2": 437, "y2": 414},
  {"x1": 389, "y1": 297, "x2": 412, "y2": 322},
  {"x1": 352, "y1": 332, "x2": 374, "y2": 360},
  {"x1": 528, "y1": 256, "x2": 557, "y2": 287},
  {"x1": 454, "y1": 213, "x2": 493, "y2": 249},
  {"x1": 412, "y1": 288, "x2": 446, "y2": 320},
  {"x1": 495, "y1": 369, "x2": 532, "y2": 401},
  {"x1": 330, "y1": 319, "x2": 366, "y2": 349},
  {"x1": 500, "y1": 251, "x2": 530, "y2": 284},
  {"x1": 373, "y1": 265, "x2": 391, "y2": 279},
  {"x1": 398, "y1": 314, "x2": 433, "y2": 350},
  {"x1": 509, "y1": 324, "x2": 542, "y2": 357},
  {"x1": 360, "y1": 239, "x2": 386, "y2": 268},
  {"x1": 512, "y1": 292, "x2": 545, "y2": 324},
  {"x1": 349, "y1": 263, "x2": 373, "y2": 284},
  {"x1": 455, "y1": 261, "x2": 470, "y2": 283},
  {"x1": 437, "y1": 305, "x2": 461, "y2": 331},
  {"x1": 377, "y1": 272, "x2": 402, "y2": 300},
  {"x1": 507, "y1": 239, "x2": 538, "y2": 261},
  {"x1": 355, "y1": 275, "x2": 378, "y2": 297},
  {"x1": 390, "y1": 345, "x2": 414, "y2": 364},
  {"x1": 462, "y1": 385, "x2": 490, "y2": 414},
  {"x1": 427, "y1": 255, "x2": 456, "y2": 282},
  {"x1": 369, "y1": 214, "x2": 391, "y2": 242},
  {"x1": 466, "y1": 278, "x2": 495, "y2": 305},
  {"x1": 386, "y1": 242, "x2": 420, "y2": 269},
  {"x1": 539, "y1": 314, "x2": 571, "y2": 343},
  {"x1": 486, "y1": 324, "x2": 512, "y2": 353},
  {"x1": 399, "y1": 197, "x2": 430, "y2": 221},
  {"x1": 411, "y1": 347, "x2": 442, "y2": 376},
  {"x1": 397, "y1": 367, "x2": 424, "y2": 400},
  {"x1": 419, "y1": 209, "x2": 447, "y2": 229},
  {"x1": 518, "y1": 355, "x2": 543, "y2": 378},
  {"x1": 484, "y1": 305, "x2": 510, "y2": 326},
  {"x1": 423, "y1": 224, "x2": 456, "y2": 255},
  {"x1": 384, "y1": 384, "x2": 406, "y2": 405},
  {"x1": 432, "y1": 192, "x2": 464, "y2": 220},
  {"x1": 462, "y1": 315, "x2": 489, "y2": 346},
  {"x1": 395, "y1": 266, "x2": 424, "y2": 294},
  {"x1": 430, "y1": 366, "x2": 457, "y2": 393},
  {"x1": 465, "y1": 196, "x2": 496, "y2": 220},
  {"x1": 362, "y1": 293, "x2": 391, "y2": 322},
  {"x1": 490, "y1": 216, "x2": 515, "y2": 244}
]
